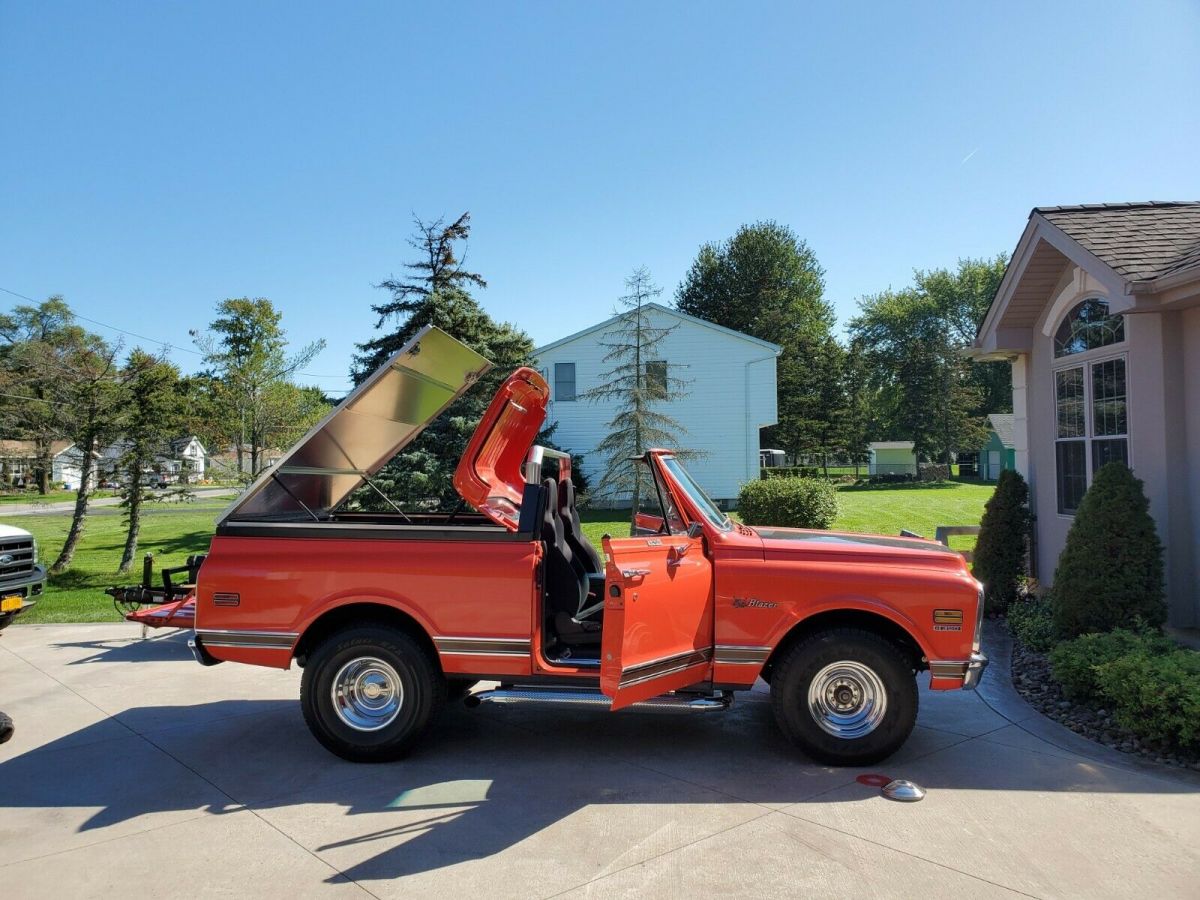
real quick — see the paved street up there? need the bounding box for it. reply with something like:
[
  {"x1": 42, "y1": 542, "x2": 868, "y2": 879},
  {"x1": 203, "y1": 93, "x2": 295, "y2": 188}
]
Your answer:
[
  {"x1": 0, "y1": 487, "x2": 237, "y2": 517},
  {"x1": 1, "y1": 622, "x2": 1197, "y2": 899}
]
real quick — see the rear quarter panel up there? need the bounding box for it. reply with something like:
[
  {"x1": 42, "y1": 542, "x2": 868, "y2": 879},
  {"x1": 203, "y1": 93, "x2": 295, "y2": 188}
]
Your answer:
[{"x1": 197, "y1": 534, "x2": 539, "y2": 675}]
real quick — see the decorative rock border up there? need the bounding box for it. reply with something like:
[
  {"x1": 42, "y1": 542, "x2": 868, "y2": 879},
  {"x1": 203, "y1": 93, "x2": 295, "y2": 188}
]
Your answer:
[{"x1": 1009, "y1": 630, "x2": 1200, "y2": 771}]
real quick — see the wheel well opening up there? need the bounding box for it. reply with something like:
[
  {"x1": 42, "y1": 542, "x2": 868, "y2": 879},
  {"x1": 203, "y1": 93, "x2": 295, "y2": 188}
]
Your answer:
[
  {"x1": 293, "y1": 603, "x2": 440, "y2": 672},
  {"x1": 760, "y1": 609, "x2": 926, "y2": 684}
]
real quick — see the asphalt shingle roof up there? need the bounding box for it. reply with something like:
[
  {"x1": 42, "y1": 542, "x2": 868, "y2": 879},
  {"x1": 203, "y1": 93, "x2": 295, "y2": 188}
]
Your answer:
[
  {"x1": 987, "y1": 414, "x2": 1015, "y2": 449},
  {"x1": 1036, "y1": 202, "x2": 1200, "y2": 284}
]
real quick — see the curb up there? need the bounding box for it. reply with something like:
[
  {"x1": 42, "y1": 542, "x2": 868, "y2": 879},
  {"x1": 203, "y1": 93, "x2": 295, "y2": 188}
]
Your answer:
[{"x1": 978, "y1": 620, "x2": 1200, "y2": 786}]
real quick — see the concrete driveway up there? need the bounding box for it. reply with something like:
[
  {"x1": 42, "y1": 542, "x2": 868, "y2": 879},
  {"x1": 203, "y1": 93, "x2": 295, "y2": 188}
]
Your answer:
[{"x1": 1, "y1": 623, "x2": 1197, "y2": 899}]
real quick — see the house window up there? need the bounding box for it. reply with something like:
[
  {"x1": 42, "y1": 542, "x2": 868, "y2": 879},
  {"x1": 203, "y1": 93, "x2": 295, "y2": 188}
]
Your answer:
[
  {"x1": 554, "y1": 362, "x2": 576, "y2": 402},
  {"x1": 1053, "y1": 356, "x2": 1128, "y2": 515},
  {"x1": 1054, "y1": 298, "x2": 1124, "y2": 358},
  {"x1": 645, "y1": 360, "x2": 667, "y2": 399}
]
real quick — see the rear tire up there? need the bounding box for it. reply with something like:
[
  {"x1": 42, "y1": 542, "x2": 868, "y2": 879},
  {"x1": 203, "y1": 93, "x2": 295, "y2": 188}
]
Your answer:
[
  {"x1": 770, "y1": 627, "x2": 917, "y2": 766},
  {"x1": 0, "y1": 613, "x2": 14, "y2": 632},
  {"x1": 301, "y1": 625, "x2": 445, "y2": 763}
]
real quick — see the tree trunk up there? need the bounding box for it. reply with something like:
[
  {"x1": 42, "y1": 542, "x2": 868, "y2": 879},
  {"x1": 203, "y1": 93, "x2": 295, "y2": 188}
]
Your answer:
[
  {"x1": 51, "y1": 445, "x2": 94, "y2": 574},
  {"x1": 118, "y1": 465, "x2": 143, "y2": 574}
]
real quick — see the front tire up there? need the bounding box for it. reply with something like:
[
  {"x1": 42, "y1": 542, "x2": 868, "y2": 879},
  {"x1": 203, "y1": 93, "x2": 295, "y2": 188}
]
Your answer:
[
  {"x1": 770, "y1": 628, "x2": 917, "y2": 766},
  {"x1": 301, "y1": 625, "x2": 445, "y2": 763}
]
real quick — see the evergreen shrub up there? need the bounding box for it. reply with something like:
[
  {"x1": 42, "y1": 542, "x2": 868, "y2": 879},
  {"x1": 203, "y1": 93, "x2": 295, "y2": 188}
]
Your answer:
[
  {"x1": 1050, "y1": 463, "x2": 1166, "y2": 638},
  {"x1": 972, "y1": 469, "x2": 1032, "y2": 613}
]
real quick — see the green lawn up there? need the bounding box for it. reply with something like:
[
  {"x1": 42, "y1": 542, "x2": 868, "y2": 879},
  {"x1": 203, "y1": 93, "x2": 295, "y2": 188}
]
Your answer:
[
  {"x1": 581, "y1": 478, "x2": 995, "y2": 553},
  {"x1": 13, "y1": 480, "x2": 995, "y2": 624},
  {"x1": 13, "y1": 500, "x2": 226, "y2": 624},
  {"x1": 831, "y1": 479, "x2": 995, "y2": 551}
]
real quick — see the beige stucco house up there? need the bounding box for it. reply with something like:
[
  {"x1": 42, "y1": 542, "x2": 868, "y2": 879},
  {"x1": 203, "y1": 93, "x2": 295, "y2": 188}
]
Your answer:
[{"x1": 971, "y1": 202, "x2": 1200, "y2": 628}]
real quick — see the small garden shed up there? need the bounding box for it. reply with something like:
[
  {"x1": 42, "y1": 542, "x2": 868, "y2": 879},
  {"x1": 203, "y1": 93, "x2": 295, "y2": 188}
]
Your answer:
[
  {"x1": 867, "y1": 441, "x2": 917, "y2": 476},
  {"x1": 980, "y1": 414, "x2": 1016, "y2": 481}
]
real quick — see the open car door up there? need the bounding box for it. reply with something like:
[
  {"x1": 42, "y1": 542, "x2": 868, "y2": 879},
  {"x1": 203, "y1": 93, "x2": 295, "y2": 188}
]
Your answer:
[
  {"x1": 599, "y1": 532, "x2": 715, "y2": 710},
  {"x1": 453, "y1": 367, "x2": 549, "y2": 530}
]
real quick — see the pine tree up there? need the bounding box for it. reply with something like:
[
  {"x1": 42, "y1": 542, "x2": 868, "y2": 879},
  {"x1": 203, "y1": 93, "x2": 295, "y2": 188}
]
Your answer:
[
  {"x1": 348, "y1": 212, "x2": 537, "y2": 510},
  {"x1": 582, "y1": 268, "x2": 692, "y2": 529},
  {"x1": 117, "y1": 350, "x2": 182, "y2": 573}
]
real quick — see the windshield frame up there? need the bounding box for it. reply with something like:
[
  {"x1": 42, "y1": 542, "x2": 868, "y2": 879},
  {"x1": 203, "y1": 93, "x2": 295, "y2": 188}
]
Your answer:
[{"x1": 658, "y1": 454, "x2": 733, "y2": 533}]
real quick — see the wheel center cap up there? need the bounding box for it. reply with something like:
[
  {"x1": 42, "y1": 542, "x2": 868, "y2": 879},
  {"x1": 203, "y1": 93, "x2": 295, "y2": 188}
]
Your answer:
[{"x1": 362, "y1": 680, "x2": 387, "y2": 700}]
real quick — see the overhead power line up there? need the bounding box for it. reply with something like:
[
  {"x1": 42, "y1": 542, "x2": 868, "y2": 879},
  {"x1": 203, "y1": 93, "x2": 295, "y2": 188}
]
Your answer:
[{"x1": 0, "y1": 285, "x2": 353, "y2": 383}]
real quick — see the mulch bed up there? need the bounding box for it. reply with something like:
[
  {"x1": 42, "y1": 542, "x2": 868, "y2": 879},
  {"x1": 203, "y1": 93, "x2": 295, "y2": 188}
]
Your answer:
[{"x1": 1009, "y1": 631, "x2": 1200, "y2": 771}]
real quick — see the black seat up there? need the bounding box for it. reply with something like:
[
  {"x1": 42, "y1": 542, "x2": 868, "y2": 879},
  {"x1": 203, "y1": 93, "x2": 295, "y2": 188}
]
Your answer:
[
  {"x1": 559, "y1": 479, "x2": 604, "y2": 573},
  {"x1": 541, "y1": 479, "x2": 602, "y2": 647}
]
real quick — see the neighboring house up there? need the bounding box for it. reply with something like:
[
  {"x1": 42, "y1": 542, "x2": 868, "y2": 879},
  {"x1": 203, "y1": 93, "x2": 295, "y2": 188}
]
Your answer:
[
  {"x1": 98, "y1": 435, "x2": 209, "y2": 484},
  {"x1": 867, "y1": 441, "x2": 917, "y2": 476},
  {"x1": 0, "y1": 440, "x2": 90, "y2": 489},
  {"x1": 168, "y1": 436, "x2": 208, "y2": 481},
  {"x1": 534, "y1": 303, "x2": 780, "y2": 505},
  {"x1": 970, "y1": 201, "x2": 1200, "y2": 627},
  {"x1": 979, "y1": 413, "x2": 1017, "y2": 481}
]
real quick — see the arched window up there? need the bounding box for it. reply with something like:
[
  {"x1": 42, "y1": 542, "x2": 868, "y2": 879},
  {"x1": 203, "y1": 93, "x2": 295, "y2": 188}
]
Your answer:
[{"x1": 1054, "y1": 298, "x2": 1125, "y2": 358}]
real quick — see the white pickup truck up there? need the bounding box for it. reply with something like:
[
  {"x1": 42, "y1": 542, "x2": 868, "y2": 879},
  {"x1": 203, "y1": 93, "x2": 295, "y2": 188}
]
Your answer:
[{"x1": 0, "y1": 523, "x2": 44, "y2": 629}]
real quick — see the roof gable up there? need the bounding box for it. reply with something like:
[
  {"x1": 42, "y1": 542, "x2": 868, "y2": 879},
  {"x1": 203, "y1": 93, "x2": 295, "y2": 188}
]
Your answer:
[
  {"x1": 973, "y1": 201, "x2": 1200, "y2": 357},
  {"x1": 987, "y1": 413, "x2": 1015, "y2": 449},
  {"x1": 1036, "y1": 202, "x2": 1200, "y2": 284},
  {"x1": 534, "y1": 303, "x2": 781, "y2": 355}
]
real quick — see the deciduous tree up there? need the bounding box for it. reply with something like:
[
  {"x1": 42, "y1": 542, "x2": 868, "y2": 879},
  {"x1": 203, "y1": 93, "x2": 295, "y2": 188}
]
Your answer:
[
  {"x1": 192, "y1": 297, "x2": 324, "y2": 478},
  {"x1": 675, "y1": 221, "x2": 841, "y2": 460}
]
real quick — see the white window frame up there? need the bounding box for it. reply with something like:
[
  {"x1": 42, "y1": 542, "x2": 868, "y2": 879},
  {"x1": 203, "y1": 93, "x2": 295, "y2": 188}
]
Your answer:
[{"x1": 1052, "y1": 347, "x2": 1130, "y2": 517}]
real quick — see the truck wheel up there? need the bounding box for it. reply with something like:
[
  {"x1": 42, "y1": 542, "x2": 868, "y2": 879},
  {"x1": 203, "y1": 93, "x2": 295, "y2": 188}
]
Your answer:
[
  {"x1": 0, "y1": 614, "x2": 13, "y2": 632},
  {"x1": 770, "y1": 628, "x2": 917, "y2": 766},
  {"x1": 301, "y1": 625, "x2": 445, "y2": 763}
]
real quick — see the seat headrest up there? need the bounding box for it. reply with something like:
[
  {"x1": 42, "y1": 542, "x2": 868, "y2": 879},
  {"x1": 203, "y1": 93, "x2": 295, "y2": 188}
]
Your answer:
[{"x1": 541, "y1": 478, "x2": 563, "y2": 540}]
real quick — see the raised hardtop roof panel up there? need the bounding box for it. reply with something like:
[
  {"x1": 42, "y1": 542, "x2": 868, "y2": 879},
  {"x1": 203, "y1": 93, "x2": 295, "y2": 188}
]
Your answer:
[{"x1": 218, "y1": 326, "x2": 492, "y2": 524}]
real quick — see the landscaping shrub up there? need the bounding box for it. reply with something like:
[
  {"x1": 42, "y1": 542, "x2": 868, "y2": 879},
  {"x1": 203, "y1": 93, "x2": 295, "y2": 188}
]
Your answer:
[
  {"x1": 761, "y1": 466, "x2": 820, "y2": 480},
  {"x1": 972, "y1": 469, "x2": 1032, "y2": 613},
  {"x1": 738, "y1": 477, "x2": 838, "y2": 529},
  {"x1": 1095, "y1": 648, "x2": 1200, "y2": 752},
  {"x1": 918, "y1": 463, "x2": 949, "y2": 482},
  {"x1": 1049, "y1": 629, "x2": 1173, "y2": 701},
  {"x1": 865, "y1": 472, "x2": 916, "y2": 485},
  {"x1": 1006, "y1": 591, "x2": 1055, "y2": 651},
  {"x1": 1050, "y1": 462, "x2": 1166, "y2": 639}
]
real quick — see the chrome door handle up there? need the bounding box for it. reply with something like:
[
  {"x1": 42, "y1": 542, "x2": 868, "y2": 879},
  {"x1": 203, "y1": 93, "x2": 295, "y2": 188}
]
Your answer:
[{"x1": 622, "y1": 568, "x2": 651, "y2": 578}]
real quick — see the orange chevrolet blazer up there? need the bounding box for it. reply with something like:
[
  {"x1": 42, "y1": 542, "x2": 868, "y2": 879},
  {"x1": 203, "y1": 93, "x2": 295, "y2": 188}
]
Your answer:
[{"x1": 192, "y1": 326, "x2": 987, "y2": 765}]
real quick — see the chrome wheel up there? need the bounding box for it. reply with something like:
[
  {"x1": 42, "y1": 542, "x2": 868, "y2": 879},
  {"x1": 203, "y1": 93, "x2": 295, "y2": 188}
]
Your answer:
[
  {"x1": 806, "y1": 660, "x2": 887, "y2": 739},
  {"x1": 331, "y1": 656, "x2": 404, "y2": 732}
]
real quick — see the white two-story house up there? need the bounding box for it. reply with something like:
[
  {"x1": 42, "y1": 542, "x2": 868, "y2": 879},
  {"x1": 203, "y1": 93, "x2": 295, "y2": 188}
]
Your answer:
[{"x1": 534, "y1": 303, "x2": 780, "y2": 506}]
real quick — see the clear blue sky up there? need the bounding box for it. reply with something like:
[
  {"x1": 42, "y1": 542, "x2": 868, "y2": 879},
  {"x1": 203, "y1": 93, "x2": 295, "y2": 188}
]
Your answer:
[{"x1": 3, "y1": 1, "x2": 1198, "y2": 396}]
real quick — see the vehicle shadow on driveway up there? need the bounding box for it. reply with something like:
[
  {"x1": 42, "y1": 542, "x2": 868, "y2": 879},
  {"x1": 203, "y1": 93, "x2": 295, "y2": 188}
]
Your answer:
[
  {"x1": 51, "y1": 630, "x2": 195, "y2": 664},
  {"x1": 2, "y1": 689, "x2": 1197, "y2": 885}
]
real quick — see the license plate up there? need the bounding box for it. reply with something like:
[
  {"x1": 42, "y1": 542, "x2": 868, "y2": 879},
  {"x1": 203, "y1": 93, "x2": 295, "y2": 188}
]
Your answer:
[{"x1": 1, "y1": 595, "x2": 22, "y2": 613}]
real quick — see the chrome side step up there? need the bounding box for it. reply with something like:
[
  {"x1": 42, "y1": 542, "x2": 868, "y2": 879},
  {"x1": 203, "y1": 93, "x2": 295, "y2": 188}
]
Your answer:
[{"x1": 464, "y1": 687, "x2": 731, "y2": 712}]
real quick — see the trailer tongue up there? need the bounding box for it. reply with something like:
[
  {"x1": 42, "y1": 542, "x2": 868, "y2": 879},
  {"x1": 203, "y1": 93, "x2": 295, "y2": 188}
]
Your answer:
[{"x1": 108, "y1": 552, "x2": 203, "y2": 633}]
